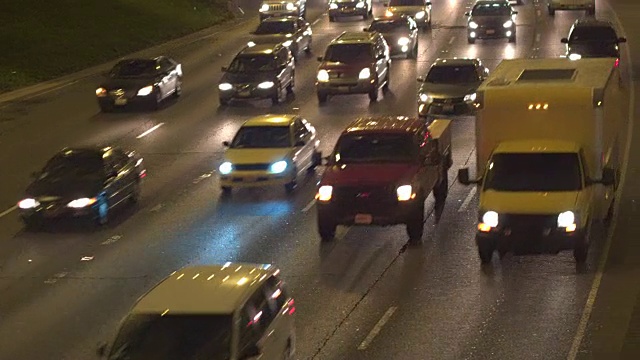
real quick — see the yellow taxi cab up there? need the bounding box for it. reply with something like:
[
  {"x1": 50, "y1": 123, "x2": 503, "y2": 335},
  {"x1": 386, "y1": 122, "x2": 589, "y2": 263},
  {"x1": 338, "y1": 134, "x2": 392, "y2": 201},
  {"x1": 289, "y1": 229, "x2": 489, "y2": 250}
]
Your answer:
[
  {"x1": 219, "y1": 114, "x2": 321, "y2": 194},
  {"x1": 97, "y1": 263, "x2": 296, "y2": 360}
]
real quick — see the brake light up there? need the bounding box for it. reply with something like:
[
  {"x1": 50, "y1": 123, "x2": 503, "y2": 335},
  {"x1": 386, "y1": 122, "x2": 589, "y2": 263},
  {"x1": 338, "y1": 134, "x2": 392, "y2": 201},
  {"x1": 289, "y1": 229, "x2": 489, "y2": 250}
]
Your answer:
[
  {"x1": 615, "y1": 58, "x2": 620, "y2": 68},
  {"x1": 139, "y1": 170, "x2": 147, "y2": 178}
]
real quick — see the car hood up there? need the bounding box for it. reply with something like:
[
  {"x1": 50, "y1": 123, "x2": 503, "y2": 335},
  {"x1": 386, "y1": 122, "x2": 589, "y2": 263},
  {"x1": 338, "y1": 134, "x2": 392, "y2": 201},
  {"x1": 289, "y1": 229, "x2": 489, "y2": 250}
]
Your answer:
[
  {"x1": 480, "y1": 190, "x2": 580, "y2": 214},
  {"x1": 221, "y1": 71, "x2": 277, "y2": 84},
  {"x1": 26, "y1": 175, "x2": 103, "y2": 200},
  {"x1": 101, "y1": 77, "x2": 156, "y2": 90},
  {"x1": 321, "y1": 163, "x2": 418, "y2": 186},
  {"x1": 567, "y1": 42, "x2": 619, "y2": 58},
  {"x1": 469, "y1": 15, "x2": 511, "y2": 26},
  {"x1": 224, "y1": 148, "x2": 292, "y2": 164},
  {"x1": 249, "y1": 34, "x2": 292, "y2": 45},
  {"x1": 419, "y1": 83, "x2": 479, "y2": 98}
]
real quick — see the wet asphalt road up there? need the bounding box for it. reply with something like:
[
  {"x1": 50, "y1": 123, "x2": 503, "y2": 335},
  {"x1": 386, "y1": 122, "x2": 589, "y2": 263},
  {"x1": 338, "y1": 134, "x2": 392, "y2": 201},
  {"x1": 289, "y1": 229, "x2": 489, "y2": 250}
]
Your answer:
[{"x1": 0, "y1": 0, "x2": 637, "y2": 359}]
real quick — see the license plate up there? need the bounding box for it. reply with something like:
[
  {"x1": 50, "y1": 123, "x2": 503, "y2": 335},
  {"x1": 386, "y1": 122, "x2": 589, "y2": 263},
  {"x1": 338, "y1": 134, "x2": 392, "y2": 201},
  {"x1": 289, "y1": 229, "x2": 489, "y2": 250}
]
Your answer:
[
  {"x1": 238, "y1": 90, "x2": 251, "y2": 97},
  {"x1": 443, "y1": 104, "x2": 454, "y2": 112},
  {"x1": 354, "y1": 214, "x2": 372, "y2": 224},
  {"x1": 114, "y1": 98, "x2": 127, "y2": 105},
  {"x1": 486, "y1": 29, "x2": 495, "y2": 34}
]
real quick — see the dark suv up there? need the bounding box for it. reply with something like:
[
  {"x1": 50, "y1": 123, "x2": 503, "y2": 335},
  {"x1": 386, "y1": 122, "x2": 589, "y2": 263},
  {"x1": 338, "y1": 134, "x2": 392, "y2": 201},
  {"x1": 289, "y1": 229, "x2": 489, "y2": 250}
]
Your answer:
[
  {"x1": 315, "y1": 116, "x2": 452, "y2": 243},
  {"x1": 465, "y1": 0, "x2": 518, "y2": 44},
  {"x1": 562, "y1": 19, "x2": 626, "y2": 61},
  {"x1": 316, "y1": 31, "x2": 391, "y2": 103},
  {"x1": 218, "y1": 43, "x2": 295, "y2": 106}
]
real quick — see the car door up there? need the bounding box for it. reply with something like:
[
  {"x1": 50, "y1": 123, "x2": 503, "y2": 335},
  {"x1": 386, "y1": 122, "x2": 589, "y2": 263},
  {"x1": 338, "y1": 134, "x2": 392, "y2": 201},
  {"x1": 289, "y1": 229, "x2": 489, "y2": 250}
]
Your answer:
[
  {"x1": 237, "y1": 287, "x2": 283, "y2": 360},
  {"x1": 297, "y1": 18, "x2": 311, "y2": 50},
  {"x1": 417, "y1": 126, "x2": 439, "y2": 191},
  {"x1": 292, "y1": 118, "x2": 313, "y2": 172},
  {"x1": 102, "y1": 150, "x2": 126, "y2": 208},
  {"x1": 158, "y1": 57, "x2": 177, "y2": 98},
  {"x1": 277, "y1": 48, "x2": 294, "y2": 89},
  {"x1": 262, "y1": 275, "x2": 295, "y2": 356},
  {"x1": 374, "y1": 38, "x2": 389, "y2": 83}
]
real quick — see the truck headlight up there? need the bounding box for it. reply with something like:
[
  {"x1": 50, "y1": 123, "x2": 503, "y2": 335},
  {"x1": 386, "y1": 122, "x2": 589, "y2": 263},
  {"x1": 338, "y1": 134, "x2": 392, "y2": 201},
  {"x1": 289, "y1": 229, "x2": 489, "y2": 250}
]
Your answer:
[
  {"x1": 316, "y1": 185, "x2": 333, "y2": 201},
  {"x1": 419, "y1": 93, "x2": 430, "y2": 103},
  {"x1": 557, "y1": 211, "x2": 576, "y2": 231},
  {"x1": 329, "y1": 3, "x2": 338, "y2": 9},
  {"x1": 468, "y1": 21, "x2": 478, "y2": 29},
  {"x1": 18, "y1": 198, "x2": 40, "y2": 209},
  {"x1": 219, "y1": 83, "x2": 233, "y2": 91},
  {"x1": 137, "y1": 85, "x2": 153, "y2": 96},
  {"x1": 269, "y1": 160, "x2": 288, "y2": 174},
  {"x1": 415, "y1": 11, "x2": 426, "y2": 20},
  {"x1": 317, "y1": 70, "x2": 329, "y2": 82},
  {"x1": 356, "y1": 1, "x2": 365, "y2": 8},
  {"x1": 219, "y1": 162, "x2": 233, "y2": 175},
  {"x1": 464, "y1": 93, "x2": 477, "y2": 102},
  {"x1": 286, "y1": 2, "x2": 295, "y2": 10},
  {"x1": 67, "y1": 198, "x2": 97, "y2": 208},
  {"x1": 260, "y1": 4, "x2": 269, "y2": 12},
  {"x1": 503, "y1": 20, "x2": 513, "y2": 28},
  {"x1": 396, "y1": 185, "x2": 414, "y2": 201},
  {"x1": 478, "y1": 211, "x2": 498, "y2": 232},
  {"x1": 258, "y1": 81, "x2": 275, "y2": 89},
  {"x1": 398, "y1": 37, "x2": 410, "y2": 46},
  {"x1": 358, "y1": 68, "x2": 371, "y2": 80}
]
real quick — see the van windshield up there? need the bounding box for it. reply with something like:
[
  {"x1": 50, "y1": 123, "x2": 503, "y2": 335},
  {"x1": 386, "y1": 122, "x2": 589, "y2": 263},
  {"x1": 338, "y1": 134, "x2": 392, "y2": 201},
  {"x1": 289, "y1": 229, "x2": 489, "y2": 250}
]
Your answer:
[{"x1": 483, "y1": 153, "x2": 582, "y2": 192}]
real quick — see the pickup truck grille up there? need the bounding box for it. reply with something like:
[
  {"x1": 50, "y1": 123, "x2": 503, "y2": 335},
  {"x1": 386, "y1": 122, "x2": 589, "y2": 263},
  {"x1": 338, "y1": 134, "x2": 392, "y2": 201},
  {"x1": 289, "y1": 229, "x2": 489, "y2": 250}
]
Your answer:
[{"x1": 268, "y1": 4, "x2": 286, "y2": 11}]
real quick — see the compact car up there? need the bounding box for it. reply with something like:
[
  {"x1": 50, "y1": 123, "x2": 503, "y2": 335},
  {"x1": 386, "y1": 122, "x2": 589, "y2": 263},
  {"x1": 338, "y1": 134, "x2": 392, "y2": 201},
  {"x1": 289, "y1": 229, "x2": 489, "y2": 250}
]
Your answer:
[
  {"x1": 466, "y1": 0, "x2": 518, "y2": 43},
  {"x1": 364, "y1": 16, "x2": 418, "y2": 59},
  {"x1": 247, "y1": 16, "x2": 312, "y2": 58}
]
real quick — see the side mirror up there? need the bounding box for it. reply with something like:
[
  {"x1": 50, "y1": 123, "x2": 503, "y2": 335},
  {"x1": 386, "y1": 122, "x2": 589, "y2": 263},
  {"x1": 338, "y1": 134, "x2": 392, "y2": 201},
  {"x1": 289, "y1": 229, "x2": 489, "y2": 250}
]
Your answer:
[
  {"x1": 618, "y1": 37, "x2": 627, "y2": 43},
  {"x1": 458, "y1": 168, "x2": 475, "y2": 185},
  {"x1": 560, "y1": 38, "x2": 569, "y2": 44},
  {"x1": 221, "y1": 66, "x2": 228, "y2": 72},
  {"x1": 464, "y1": 11, "x2": 470, "y2": 16},
  {"x1": 295, "y1": 140, "x2": 306, "y2": 147},
  {"x1": 222, "y1": 141, "x2": 230, "y2": 147},
  {"x1": 317, "y1": 56, "x2": 323, "y2": 62},
  {"x1": 417, "y1": 76, "x2": 426, "y2": 82},
  {"x1": 240, "y1": 344, "x2": 262, "y2": 360},
  {"x1": 96, "y1": 342, "x2": 108, "y2": 357},
  {"x1": 321, "y1": 156, "x2": 330, "y2": 165},
  {"x1": 363, "y1": 27, "x2": 369, "y2": 32},
  {"x1": 426, "y1": 1, "x2": 432, "y2": 5},
  {"x1": 601, "y1": 168, "x2": 616, "y2": 186}
]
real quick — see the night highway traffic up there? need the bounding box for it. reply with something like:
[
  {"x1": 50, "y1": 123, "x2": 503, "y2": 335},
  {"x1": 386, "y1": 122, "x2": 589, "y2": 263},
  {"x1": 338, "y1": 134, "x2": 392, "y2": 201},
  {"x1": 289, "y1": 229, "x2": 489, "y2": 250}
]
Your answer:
[{"x1": 0, "y1": 0, "x2": 639, "y2": 359}]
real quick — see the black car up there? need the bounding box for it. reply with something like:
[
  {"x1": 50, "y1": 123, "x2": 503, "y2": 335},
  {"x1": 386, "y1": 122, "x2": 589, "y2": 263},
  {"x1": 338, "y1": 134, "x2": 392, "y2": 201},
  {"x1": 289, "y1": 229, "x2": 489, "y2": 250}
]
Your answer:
[
  {"x1": 562, "y1": 19, "x2": 627, "y2": 61},
  {"x1": 17, "y1": 147, "x2": 146, "y2": 228},
  {"x1": 218, "y1": 43, "x2": 295, "y2": 106},
  {"x1": 96, "y1": 57, "x2": 183, "y2": 112},
  {"x1": 328, "y1": 0, "x2": 373, "y2": 22},
  {"x1": 465, "y1": 0, "x2": 518, "y2": 44},
  {"x1": 364, "y1": 16, "x2": 418, "y2": 59},
  {"x1": 247, "y1": 16, "x2": 312, "y2": 59}
]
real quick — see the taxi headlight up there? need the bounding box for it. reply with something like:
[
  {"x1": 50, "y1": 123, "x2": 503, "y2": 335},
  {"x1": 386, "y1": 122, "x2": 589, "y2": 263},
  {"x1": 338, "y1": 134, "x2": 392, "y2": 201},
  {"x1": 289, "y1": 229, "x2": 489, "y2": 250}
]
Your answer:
[
  {"x1": 286, "y1": 2, "x2": 295, "y2": 10},
  {"x1": 482, "y1": 211, "x2": 499, "y2": 227},
  {"x1": 358, "y1": 67, "x2": 371, "y2": 80},
  {"x1": 468, "y1": 21, "x2": 478, "y2": 29},
  {"x1": 356, "y1": 1, "x2": 365, "y2": 8},
  {"x1": 219, "y1": 83, "x2": 233, "y2": 91},
  {"x1": 269, "y1": 160, "x2": 288, "y2": 174},
  {"x1": 317, "y1": 69, "x2": 329, "y2": 82},
  {"x1": 568, "y1": 53, "x2": 582, "y2": 61},
  {"x1": 415, "y1": 11, "x2": 426, "y2": 20},
  {"x1": 503, "y1": 20, "x2": 513, "y2": 28},
  {"x1": 247, "y1": 41, "x2": 256, "y2": 47},
  {"x1": 67, "y1": 198, "x2": 97, "y2": 208},
  {"x1": 557, "y1": 211, "x2": 575, "y2": 228},
  {"x1": 316, "y1": 185, "x2": 333, "y2": 201},
  {"x1": 398, "y1": 37, "x2": 411, "y2": 46},
  {"x1": 396, "y1": 185, "x2": 414, "y2": 201},
  {"x1": 282, "y1": 40, "x2": 293, "y2": 47},
  {"x1": 137, "y1": 85, "x2": 153, "y2": 96},
  {"x1": 18, "y1": 198, "x2": 40, "y2": 209},
  {"x1": 419, "y1": 93, "x2": 430, "y2": 103},
  {"x1": 464, "y1": 93, "x2": 477, "y2": 102},
  {"x1": 219, "y1": 162, "x2": 233, "y2": 175},
  {"x1": 95, "y1": 87, "x2": 107, "y2": 97},
  {"x1": 329, "y1": 3, "x2": 338, "y2": 9},
  {"x1": 260, "y1": 4, "x2": 269, "y2": 12},
  {"x1": 258, "y1": 81, "x2": 275, "y2": 89}
]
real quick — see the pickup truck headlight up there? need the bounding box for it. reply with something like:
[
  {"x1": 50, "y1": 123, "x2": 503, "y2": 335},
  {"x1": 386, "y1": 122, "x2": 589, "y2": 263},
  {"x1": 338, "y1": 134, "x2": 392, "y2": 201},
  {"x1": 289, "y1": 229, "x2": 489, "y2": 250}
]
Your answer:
[
  {"x1": 329, "y1": 3, "x2": 338, "y2": 9},
  {"x1": 18, "y1": 198, "x2": 40, "y2": 209},
  {"x1": 137, "y1": 85, "x2": 153, "y2": 96},
  {"x1": 557, "y1": 211, "x2": 576, "y2": 231},
  {"x1": 269, "y1": 160, "x2": 288, "y2": 174},
  {"x1": 415, "y1": 11, "x2": 426, "y2": 20},
  {"x1": 468, "y1": 21, "x2": 478, "y2": 29},
  {"x1": 356, "y1": 1, "x2": 365, "y2": 8},
  {"x1": 464, "y1": 93, "x2": 477, "y2": 102},
  {"x1": 316, "y1": 185, "x2": 333, "y2": 201},
  {"x1": 219, "y1": 83, "x2": 233, "y2": 91},
  {"x1": 67, "y1": 198, "x2": 97, "y2": 208},
  {"x1": 503, "y1": 20, "x2": 513, "y2": 28},
  {"x1": 358, "y1": 68, "x2": 371, "y2": 80},
  {"x1": 317, "y1": 70, "x2": 329, "y2": 82},
  {"x1": 478, "y1": 210, "x2": 498, "y2": 232},
  {"x1": 260, "y1": 4, "x2": 269, "y2": 12},
  {"x1": 219, "y1": 162, "x2": 233, "y2": 175},
  {"x1": 396, "y1": 185, "x2": 414, "y2": 201},
  {"x1": 286, "y1": 2, "x2": 296, "y2": 10},
  {"x1": 258, "y1": 81, "x2": 275, "y2": 89}
]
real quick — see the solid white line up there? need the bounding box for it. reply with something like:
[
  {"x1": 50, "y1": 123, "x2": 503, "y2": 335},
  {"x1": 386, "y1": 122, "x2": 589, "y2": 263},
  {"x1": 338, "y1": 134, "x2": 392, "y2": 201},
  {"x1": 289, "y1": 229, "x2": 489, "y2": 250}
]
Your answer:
[
  {"x1": 0, "y1": 205, "x2": 17, "y2": 218},
  {"x1": 358, "y1": 306, "x2": 398, "y2": 350},
  {"x1": 448, "y1": 36, "x2": 455, "y2": 45},
  {"x1": 336, "y1": 226, "x2": 351, "y2": 240},
  {"x1": 566, "y1": 7, "x2": 635, "y2": 359},
  {"x1": 313, "y1": 18, "x2": 321, "y2": 25},
  {"x1": 458, "y1": 186, "x2": 477, "y2": 212},
  {"x1": 302, "y1": 199, "x2": 316, "y2": 213},
  {"x1": 136, "y1": 122, "x2": 165, "y2": 139},
  {"x1": 535, "y1": 33, "x2": 541, "y2": 42}
]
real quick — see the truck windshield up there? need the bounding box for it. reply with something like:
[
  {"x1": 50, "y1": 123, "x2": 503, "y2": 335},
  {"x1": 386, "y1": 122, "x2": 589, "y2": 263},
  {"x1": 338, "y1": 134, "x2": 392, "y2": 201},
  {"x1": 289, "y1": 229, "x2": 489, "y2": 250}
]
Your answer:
[{"x1": 483, "y1": 153, "x2": 582, "y2": 192}]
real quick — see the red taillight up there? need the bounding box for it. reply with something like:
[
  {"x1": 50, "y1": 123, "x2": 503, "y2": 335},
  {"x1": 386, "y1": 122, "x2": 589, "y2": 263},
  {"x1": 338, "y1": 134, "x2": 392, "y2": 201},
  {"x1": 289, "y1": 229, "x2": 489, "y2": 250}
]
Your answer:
[
  {"x1": 615, "y1": 58, "x2": 620, "y2": 68},
  {"x1": 288, "y1": 299, "x2": 296, "y2": 315},
  {"x1": 139, "y1": 170, "x2": 147, "y2": 178}
]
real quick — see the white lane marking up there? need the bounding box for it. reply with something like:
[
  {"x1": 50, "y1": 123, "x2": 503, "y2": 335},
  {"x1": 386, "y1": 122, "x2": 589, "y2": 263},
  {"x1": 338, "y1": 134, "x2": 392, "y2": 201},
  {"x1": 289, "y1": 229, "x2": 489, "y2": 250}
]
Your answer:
[
  {"x1": 313, "y1": 18, "x2": 321, "y2": 25},
  {"x1": 302, "y1": 199, "x2": 316, "y2": 213},
  {"x1": 458, "y1": 186, "x2": 477, "y2": 212},
  {"x1": 150, "y1": 204, "x2": 164, "y2": 212},
  {"x1": 80, "y1": 256, "x2": 94, "y2": 261},
  {"x1": 448, "y1": 36, "x2": 455, "y2": 44},
  {"x1": 44, "y1": 271, "x2": 68, "y2": 284},
  {"x1": 136, "y1": 122, "x2": 165, "y2": 139},
  {"x1": 358, "y1": 306, "x2": 398, "y2": 350},
  {"x1": 101, "y1": 235, "x2": 122, "y2": 245},
  {"x1": 567, "y1": 7, "x2": 635, "y2": 360},
  {"x1": 0, "y1": 205, "x2": 17, "y2": 218},
  {"x1": 535, "y1": 33, "x2": 541, "y2": 42},
  {"x1": 193, "y1": 172, "x2": 213, "y2": 184}
]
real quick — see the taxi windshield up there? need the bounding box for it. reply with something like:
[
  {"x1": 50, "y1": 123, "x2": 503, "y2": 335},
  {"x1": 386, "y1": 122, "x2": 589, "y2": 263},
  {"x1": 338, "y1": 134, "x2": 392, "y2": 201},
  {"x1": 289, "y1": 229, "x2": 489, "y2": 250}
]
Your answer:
[
  {"x1": 42, "y1": 152, "x2": 104, "y2": 178},
  {"x1": 231, "y1": 126, "x2": 291, "y2": 148},
  {"x1": 334, "y1": 133, "x2": 416, "y2": 163},
  {"x1": 483, "y1": 153, "x2": 582, "y2": 191},
  {"x1": 569, "y1": 27, "x2": 618, "y2": 42},
  {"x1": 228, "y1": 55, "x2": 277, "y2": 72},
  {"x1": 110, "y1": 60, "x2": 157, "y2": 78}
]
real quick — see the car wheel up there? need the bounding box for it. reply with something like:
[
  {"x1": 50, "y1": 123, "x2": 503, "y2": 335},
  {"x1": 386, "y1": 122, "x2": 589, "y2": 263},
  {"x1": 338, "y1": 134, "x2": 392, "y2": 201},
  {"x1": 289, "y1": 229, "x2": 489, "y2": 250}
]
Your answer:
[
  {"x1": 574, "y1": 241, "x2": 588, "y2": 263},
  {"x1": 22, "y1": 216, "x2": 43, "y2": 231},
  {"x1": 406, "y1": 201, "x2": 425, "y2": 243},
  {"x1": 368, "y1": 80, "x2": 379, "y2": 102},
  {"x1": 284, "y1": 181, "x2": 296, "y2": 193},
  {"x1": 433, "y1": 172, "x2": 448, "y2": 206},
  {"x1": 311, "y1": 150, "x2": 322, "y2": 169},
  {"x1": 287, "y1": 74, "x2": 295, "y2": 94},
  {"x1": 305, "y1": 40, "x2": 312, "y2": 54},
  {"x1": 150, "y1": 89, "x2": 162, "y2": 111},
  {"x1": 317, "y1": 92, "x2": 328, "y2": 104},
  {"x1": 548, "y1": 7, "x2": 555, "y2": 16},
  {"x1": 173, "y1": 79, "x2": 182, "y2": 98},
  {"x1": 478, "y1": 242, "x2": 495, "y2": 264},
  {"x1": 508, "y1": 35, "x2": 516, "y2": 43},
  {"x1": 329, "y1": 15, "x2": 336, "y2": 22},
  {"x1": 468, "y1": 37, "x2": 476, "y2": 44},
  {"x1": 409, "y1": 43, "x2": 418, "y2": 59},
  {"x1": 95, "y1": 198, "x2": 109, "y2": 226},
  {"x1": 318, "y1": 216, "x2": 337, "y2": 241},
  {"x1": 382, "y1": 71, "x2": 390, "y2": 93},
  {"x1": 272, "y1": 83, "x2": 283, "y2": 105},
  {"x1": 219, "y1": 97, "x2": 229, "y2": 106}
]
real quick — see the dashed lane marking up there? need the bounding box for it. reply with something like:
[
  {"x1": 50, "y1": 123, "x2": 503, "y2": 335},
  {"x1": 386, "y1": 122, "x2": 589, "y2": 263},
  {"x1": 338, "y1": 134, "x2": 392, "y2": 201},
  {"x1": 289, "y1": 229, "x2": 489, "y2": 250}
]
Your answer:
[
  {"x1": 358, "y1": 306, "x2": 398, "y2": 350},
  {"x1": 101, "y1": 235, "x2": 122, "y2": 245},
  {"x1": 448, "y1": 36, "x2": 455, "y2": 44},
  {"x1": 535, "y1": 33, "x2": 541, "y2": 42},
  {"x1": 44, "y1": 272, "x2": 68, "y2": 284},
  {"x1": 458, "y1": 186, "x2": 477, "y2": 212},
  {"x1": 0, "y1": 205, "x2": 17, "y2": 219},
  {"x1": 302, "y1": 199, "x2": 316, "y2": 213}
]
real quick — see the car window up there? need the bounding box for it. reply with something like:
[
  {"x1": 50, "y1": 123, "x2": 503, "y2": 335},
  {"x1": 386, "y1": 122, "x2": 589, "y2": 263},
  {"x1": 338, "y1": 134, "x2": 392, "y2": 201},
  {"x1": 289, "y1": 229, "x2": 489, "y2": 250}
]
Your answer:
[
  {"x1": 110, "y1": 59, "x2": 157, "y2": 78},
  {"x1": 264, "y1": 275, "x2": 288, "y2": 311},
  {"x1": 111, "y1": 150, "x2": 130, "y2": 169},
  {"x1": 228, "y1": 54, "x2": 277, "y2": 72},
  {"x1": 334, "y1": 133, "x2": 417, "y2": 163},
  {"x1": 294, "y1": 119, "x2": 309, "y2": 140},
  {"x1": 324, "y1": 43, "x2": 373, "y2": 63},
  {"x1": 426, "y1": 65, "x2": 479, "y2": 84},
  {"x1": 231, "y1": 126, "x2": 292, "y2": 148},
  {"x1": 569, "y1": 26, "x2": 618, "y2": 42},
  {"x1": 472, "y1": 3, "x2": 511, "y2": 16},
  {"x1": 42, "y1": 151, "x2": 104, "y2": 178},
  {"x1": 254, "y1": 21, "x2": 296, "y2": 34}
]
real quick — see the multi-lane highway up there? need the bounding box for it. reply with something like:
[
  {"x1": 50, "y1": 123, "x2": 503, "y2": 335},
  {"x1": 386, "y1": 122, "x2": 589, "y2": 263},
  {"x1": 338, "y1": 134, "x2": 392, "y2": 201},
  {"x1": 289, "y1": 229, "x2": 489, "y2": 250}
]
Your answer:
[{"x1": 0, "y1": 0, "x2": 637, "y2": 359}]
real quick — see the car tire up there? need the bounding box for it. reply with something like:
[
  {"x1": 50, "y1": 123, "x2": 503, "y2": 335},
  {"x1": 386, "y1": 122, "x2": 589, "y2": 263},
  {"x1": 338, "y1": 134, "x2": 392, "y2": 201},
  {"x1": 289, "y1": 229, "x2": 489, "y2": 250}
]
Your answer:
[
  {"x1": 548, "y1": 7, "x2": 555, "y2": 16},
  {"x1": 287, "y1": 74, "x2": 295, "y2": 94},
  {"x1": 318, "y1": 216, "x2": 337, "y2": 241},
  {"x1": 173, "y1": 79, "x2": 182, "y2": 98},
  {"x1": 382, "y1": 71, "x2": 390, "y2": 93},
  {"x1": 311, "y1": 150, "x2": 322, "y2": 169},
  {"x1": 317, "y1": 92, "x2": 328, "y2": 104},
  {"x1": 219, "y1": 97, "x2": 229, "y2": 106},
  {"x1": 221, "y1": 186, "x2": 232, "y2": 195},
  {"x1": 362, "y1": 13, "x2": 368, "y2": 20},
  {"x1": 150, "y1": 89, "x2": 162, "y2": 111},
  {"x1": 272, "y1": 83, "x2": 283, "y2": 105},
  {"x1": 406, "y1": 201, "x2": 425, "y2": 243},
  {"x1": 508, "y1": 35, "x2": 516, "y2": 43},
  {"x1": 468, "y1": 37, "x2": 476, "y2": 44},
  {"x1": 433, "y1": 172, "x2": 448, "y2": 205},
  {"x1": 574, "y1": 241, "x2": 588, "y2": 263},
  {"x1": 329, "y1": 15, "x2": 336, "y2": 22},
  {"x1": 409, "y1": 43, "x2": 418, "y2": 59},
  {"x1": 478, "y1": 242, "x2": 495, "y2": 264},
  {"x1": 368, "y1": 81, "x2": 379, "y2": 102}
]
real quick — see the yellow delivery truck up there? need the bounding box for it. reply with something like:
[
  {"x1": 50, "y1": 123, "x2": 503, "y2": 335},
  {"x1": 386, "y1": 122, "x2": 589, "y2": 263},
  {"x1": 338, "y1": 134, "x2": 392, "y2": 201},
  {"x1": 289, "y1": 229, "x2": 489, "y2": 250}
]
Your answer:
[{"x1": 458, "y1": 58, "x2": 624, "y2": 264}]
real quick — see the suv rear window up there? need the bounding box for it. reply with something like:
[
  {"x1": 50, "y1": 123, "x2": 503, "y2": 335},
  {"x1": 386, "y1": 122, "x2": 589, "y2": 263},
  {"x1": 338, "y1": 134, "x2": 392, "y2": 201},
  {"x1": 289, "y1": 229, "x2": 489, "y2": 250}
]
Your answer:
[
  {"x1": 334, "y1": 133, "x2": 417, "y2": 163},
  {"x1": 570, "y1": 26, "x2": 618, "y2": 42},
  {"x1": 324, "y1": 44, "x2": 373, "y2": 63}
]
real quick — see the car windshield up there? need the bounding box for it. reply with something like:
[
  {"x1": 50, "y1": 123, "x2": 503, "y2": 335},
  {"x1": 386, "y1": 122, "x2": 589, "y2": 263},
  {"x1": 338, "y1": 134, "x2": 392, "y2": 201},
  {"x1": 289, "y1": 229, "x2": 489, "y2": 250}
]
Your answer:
[
  {"x1": 107, "y1": 314, "x2": 232, "y2": 360},
  {"x1": 228, "y1": 55, "x2": 277, "y2": 72},
  {"x1": 231, "y1": 126, "x2": 291, "y2": 148},
  {"x1": 370, "y1": 21, "x2": 408, "y2": 32},
  {"x1": 324, "y1": 44, "x2": 373, "y2": 63},
  {"x1": 254, "y1": 21, "x2": 296, "y2": 34},
  {"x1": 472, "y1": 3, "x2": 511, "y2": 16},
  {"x1": 110, "y1": 60, "x2": 157, "y2": 78},
  {"x1": 42, "y1": 152, "x2": 104, "y2": 178},
  {"x1": 426, "y1": 65, "x2": 479, "y2": 84},
  {"x1": 483, "y1": 153, "x2": 582, "y2": 192},
  {"x1": 569, "y1": 27, "x2": 618, "y2": 42},
  {"x1": 334, "y1": 133, "x2": 417, "y2": 163},
  {"x1": 389, "y1": 0, "x2": 425, "y2": 6}
]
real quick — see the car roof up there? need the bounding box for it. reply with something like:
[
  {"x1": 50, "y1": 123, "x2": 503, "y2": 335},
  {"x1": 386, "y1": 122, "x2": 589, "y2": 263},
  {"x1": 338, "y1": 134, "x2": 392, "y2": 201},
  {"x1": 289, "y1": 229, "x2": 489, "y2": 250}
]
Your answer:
[
  {"x1": 239, "y1": 43, "x2": 280, "y2": 55},
  {"x1": 343, "y1": 116, "x2": 424, "y2": 135},
  {"x1": 432, "y1": 58, "x2": 479, "y2": 67},
  {"x1": 243, "y1": 114, "x2": 297, "y2": 127},
  {"x1": 573, "y1": 18, "x2": 615, "y2": 29},
  {"x1": 493, "y1": 140, "x2": 581, "y2": 154},
  {"x1": 333, "y1": 31, "x2": 378, "y2": 44},
  {"x1": 132, "y1": 263, "x2": 279, "y2": 315}
]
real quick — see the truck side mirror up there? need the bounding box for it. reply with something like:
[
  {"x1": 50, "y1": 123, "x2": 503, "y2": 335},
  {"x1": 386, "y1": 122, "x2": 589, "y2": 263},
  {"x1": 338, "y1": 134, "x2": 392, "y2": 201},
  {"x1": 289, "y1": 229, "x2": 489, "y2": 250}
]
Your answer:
[
  {"x1": 601, "y1": 168, "x2": 615, "y2": 186},
  {"x1": 560, "y1": 38, "x2": 569, "y2": 43},
  {"x1": 221, "y1": 66, "x2": 228, "y2": 72},
  {"x1": 464, "y1": 11, "x2": 470, "y2": 16}
]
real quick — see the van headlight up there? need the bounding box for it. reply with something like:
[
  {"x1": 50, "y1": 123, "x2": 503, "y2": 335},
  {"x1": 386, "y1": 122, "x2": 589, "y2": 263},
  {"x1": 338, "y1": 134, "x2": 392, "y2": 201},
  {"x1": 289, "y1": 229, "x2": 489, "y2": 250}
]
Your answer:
[
  {"x1": 557, "y1": 211, "x2": 576, "y2": 229},
  {"x1": 317, "y1": 69, "x2": 329, "y2": 82},
  {"x1": 396, "y1": 185, "x2": 414, "y2": 201},
  {"x1": 269, "y1": 160, "x2": 288, "y2": 174},
  {"x1": 468, "y1": 21, "x2": 478, "y2": 29},
  {"x1": 503, "y1": 20, "x2": 513, "y2": 28},
  {"x1": 316, "y1": 185, "x2": 333, "y2": 201},
  {"x1": 415, "y1": 11, "x2": 425, "y2": 20},
  {"x1": 18, "y1": 198, "x2": 40, "y2": 209},
  {"x1": 286, "y1": 2, "x2": 296, "y2": 10},
  {"x1": 358, "y1": 68, "x2": 371, "y2": 80},
  {"x1": 258, "y1": 81, "x2": 275, "y2": 89},
  {"x1": 260, "y1": 4, "x2": 269, "y2": 12},
  {"x1": 219, "y1": 83, "x2": 233, "y2": 91},
  {"x1": 219, "y1": 162, "x2": 233, "y2": 175},
  {"x1": 329, "y1": 3, "x2": 338, "y2": 9},
  {"x1": 67, "y1": 198, "x2": 97, "y2": 208},
  {"x1": 356, "y1": 1, "x2": 365, "y2": 8},
  {"x1": 137, "y1": 85, "x2": 153, "y2": 96},
  {"x1": 398, "y1": 37, "x2": 410, "y2": 46},
  {"x1": 464, "y1": 93, "x2": 477, "y2": 102}
]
